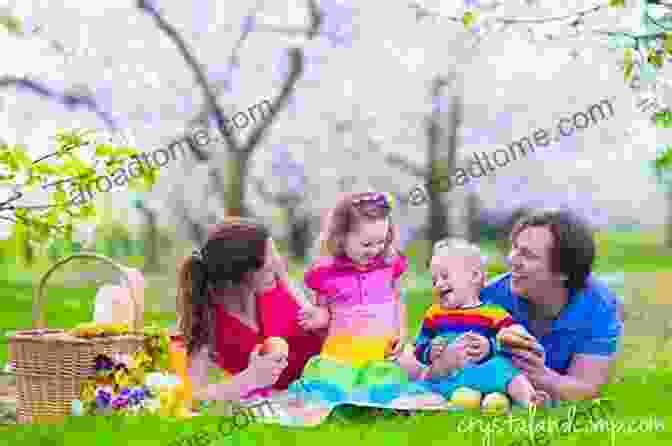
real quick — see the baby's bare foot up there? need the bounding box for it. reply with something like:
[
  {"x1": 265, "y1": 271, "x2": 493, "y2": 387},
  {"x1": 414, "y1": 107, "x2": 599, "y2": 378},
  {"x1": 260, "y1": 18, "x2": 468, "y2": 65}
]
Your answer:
[{"x1": 529, "y1": 390, "x2": 550, "y2": 407}]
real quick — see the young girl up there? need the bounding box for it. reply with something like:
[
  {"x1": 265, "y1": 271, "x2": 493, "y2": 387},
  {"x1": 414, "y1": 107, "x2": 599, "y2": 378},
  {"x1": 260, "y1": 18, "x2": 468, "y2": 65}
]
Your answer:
[{"x1": 292, "y1": 191, "x2": 412, "y2": 403}]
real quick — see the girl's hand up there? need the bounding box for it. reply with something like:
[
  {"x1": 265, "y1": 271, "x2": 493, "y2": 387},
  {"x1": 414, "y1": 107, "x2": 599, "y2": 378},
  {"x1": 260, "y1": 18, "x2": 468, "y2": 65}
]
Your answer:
[
  {"x1": 244, "y1": 347, "x2": 288, "y2": 389},
  {"x1": 297, "y1": 305, "x2": 330, "y2": 330},
  {"x1": 386, "y1": 336, "x2": 404, "y2": 358},
  {"x1": 397, "y1": 346, "x2": 425, "y2": 379}
]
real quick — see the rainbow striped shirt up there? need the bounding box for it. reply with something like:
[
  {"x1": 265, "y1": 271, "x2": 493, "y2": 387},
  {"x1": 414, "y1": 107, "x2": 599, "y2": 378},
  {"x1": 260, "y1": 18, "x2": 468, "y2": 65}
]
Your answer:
[{"x1": 414, "y1": 302, "x2": 516, "y2": 365}]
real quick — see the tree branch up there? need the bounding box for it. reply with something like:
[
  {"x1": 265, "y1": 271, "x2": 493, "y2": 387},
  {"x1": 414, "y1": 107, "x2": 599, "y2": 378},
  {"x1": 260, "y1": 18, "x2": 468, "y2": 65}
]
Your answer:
[
  {"x1": 0, "y1": 190, "x2": 23, "y2": 209},
  {"x1": 242, "y1": 49, "x2": 304, "y2": 154},
  {"x1": 385, "y1": 153, "x2": 428, "y2": 178},
  {"x1": 253, "y1": 178, "x2": 302, "y2": 208},
  {"x1": 410, "y1": 2, "x2": 609, "y2": 24},
  {"x1": 0, "y1": 75, "x2": 118, "y2": 130},
  {"x1": 240, "y1": 0, "x2": 321, "y2": 154},
  {"x1": 174, "y1": 196, "x2": 205, "y2": 245},
  {"x1": 137, "y1": 0, "x2": 240, "y2": 153},
  {"x1": 0, "y1": 215, "x2": 18, "y2": 225}
]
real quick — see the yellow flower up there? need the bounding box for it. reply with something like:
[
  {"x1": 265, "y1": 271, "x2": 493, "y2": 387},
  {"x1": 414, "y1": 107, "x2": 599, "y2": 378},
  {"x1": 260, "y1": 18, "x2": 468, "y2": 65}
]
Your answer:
[
  {"x1": 80, "y1": 380, "x2": 97, "y2": 401},
  {"x1": 385, "y1": 192, "x2": 396, "y2": 210},
  {"x1": 113, "y1": 370, "x2": 130, "y2": 390},
  {"x1": 131, "y1": 350, "x2": 153, "y2": 370}
]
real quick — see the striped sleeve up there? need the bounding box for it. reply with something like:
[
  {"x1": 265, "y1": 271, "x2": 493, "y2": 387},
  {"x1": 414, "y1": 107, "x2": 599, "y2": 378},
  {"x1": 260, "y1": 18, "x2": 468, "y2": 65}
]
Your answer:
[{"x1": 414, "y1": 311, "x2": 435, "y2": 365}]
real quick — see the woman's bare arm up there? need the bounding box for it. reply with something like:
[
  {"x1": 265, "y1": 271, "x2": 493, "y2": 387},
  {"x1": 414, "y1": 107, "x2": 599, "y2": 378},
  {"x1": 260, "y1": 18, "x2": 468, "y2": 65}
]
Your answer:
[{"x1": 189, "y1": 347, "x2": 256, "y2": 401}]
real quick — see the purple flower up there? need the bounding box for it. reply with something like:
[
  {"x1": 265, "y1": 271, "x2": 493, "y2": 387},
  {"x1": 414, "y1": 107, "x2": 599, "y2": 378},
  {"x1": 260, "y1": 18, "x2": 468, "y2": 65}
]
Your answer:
[
  {"x1": 319, "y1": 0, "x2": 356, "y2": 48},
  {"x1": 138, "y1": 0, "x2": 160, "y2": 15},
  {"x1": 95, "y1": 389, "x2": 112, "y2": 409},
  {"x1": 119, "y1": 388, "x2": 131, "y2": 398},
  {"x1": 142, "y1": 111, "x2": 158, "y2": 124},
  {"x1": 175, "y1": 95, "x2": 196, "y2": 115},
  {"x1": 464, "y1": 0, "x2": 480, "y2": 7},
  {"x1": 398, "y1": 225, "x2": 418, "y2": 250},
  {"x1": 128, "y1": 387, "x2": 147, "y2": 404},
  {"x1": 431, "y1": 95, "x2": 451, "y2": 114},
  {"x1": 241, "y1": 15, "x2": 256, "y2": 35},
  {"x1": 111, "y1": 396, "x2": 129, "y2": 409},
  {"x1": 284, "y1": 94, "x2": 299, "y2": 115},
  {"x1": 271, "y1": 144, "x2": 306, "y2": 195},
  {"x1": 94, "y1": 355, "x2": 114, "y2": 372}
]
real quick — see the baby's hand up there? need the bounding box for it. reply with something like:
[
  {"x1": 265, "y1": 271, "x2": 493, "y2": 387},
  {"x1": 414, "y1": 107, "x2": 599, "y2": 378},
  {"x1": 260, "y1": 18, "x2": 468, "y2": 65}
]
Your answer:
[
  {"x1": 429, "y1": 343, "x2": 446, "y2": 364},
  {"x1": 297, "y1": 305, "x2": 330, "y2": 331}
]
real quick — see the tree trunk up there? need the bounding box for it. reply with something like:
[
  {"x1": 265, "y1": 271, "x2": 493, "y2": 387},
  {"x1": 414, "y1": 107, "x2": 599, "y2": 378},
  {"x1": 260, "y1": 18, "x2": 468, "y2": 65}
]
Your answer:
[
  {"x1": 138, "y1": 206, "x2": 160, "y2": 272},
  {"x1": 426, "y1": 77, "x2": 460, "y2": 245},
  {"x1": 225, "y1": 152, "x2": 251, "y2": 218},
  {"x1": 287, "y1": 207, "x2": 310, "y2": 262},
  {"x1": 467, "y1": 191, "x2": 482, "y2": 243},
  {"x1": 666, "y1": 186, "x2": 672, "y2": 248}
]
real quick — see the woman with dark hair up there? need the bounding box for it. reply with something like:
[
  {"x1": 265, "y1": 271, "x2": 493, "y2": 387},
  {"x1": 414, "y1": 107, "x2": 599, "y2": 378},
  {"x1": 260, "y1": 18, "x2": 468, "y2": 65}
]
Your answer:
[{"x1": 177, "y1": 218, "x2": 324, "y2": 401}]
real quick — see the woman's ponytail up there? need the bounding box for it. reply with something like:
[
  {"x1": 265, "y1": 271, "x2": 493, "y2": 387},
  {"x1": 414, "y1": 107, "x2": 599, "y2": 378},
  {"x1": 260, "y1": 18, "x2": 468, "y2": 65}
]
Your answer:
[{"x1": 177, "y1": 255, "x2": 212, "y2": 356}]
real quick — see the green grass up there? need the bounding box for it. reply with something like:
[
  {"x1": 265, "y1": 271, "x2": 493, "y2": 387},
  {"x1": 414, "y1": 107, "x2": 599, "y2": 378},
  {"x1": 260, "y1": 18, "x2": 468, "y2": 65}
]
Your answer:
[
  {"x1": 2, "y1": 228, "x2": 672, "y2": 444},
  {"x1": 2, "y1": 373, "x2": 672, "y2": 446}
]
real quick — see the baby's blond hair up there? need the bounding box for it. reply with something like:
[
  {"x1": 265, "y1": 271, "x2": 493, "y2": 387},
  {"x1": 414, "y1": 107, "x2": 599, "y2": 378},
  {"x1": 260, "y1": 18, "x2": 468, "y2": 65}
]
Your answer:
[{"x1": 430, "y1": 237, "x2": 487, "y2": 269}]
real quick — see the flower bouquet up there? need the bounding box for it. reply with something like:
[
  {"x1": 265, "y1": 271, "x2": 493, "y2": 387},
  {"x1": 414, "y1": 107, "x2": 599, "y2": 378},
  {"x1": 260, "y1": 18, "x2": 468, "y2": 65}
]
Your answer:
[{"x1": 71, "y1": 326, "x2": 192, "y2": 419}]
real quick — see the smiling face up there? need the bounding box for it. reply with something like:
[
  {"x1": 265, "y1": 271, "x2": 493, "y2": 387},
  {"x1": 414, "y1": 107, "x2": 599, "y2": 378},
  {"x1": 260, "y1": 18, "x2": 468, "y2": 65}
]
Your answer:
[
  {"x1": 343, "y1": 218, "x2": 389, "y2": 266},
  {"x1": 252, "y1": 238, "x2": 287, "y2": 293},
  {"x1": 508, "y1": 225, "x2": 565, "y2": 302},
  {"x1": 430, "y1": 254, "x2": 483, "y2": 310}
]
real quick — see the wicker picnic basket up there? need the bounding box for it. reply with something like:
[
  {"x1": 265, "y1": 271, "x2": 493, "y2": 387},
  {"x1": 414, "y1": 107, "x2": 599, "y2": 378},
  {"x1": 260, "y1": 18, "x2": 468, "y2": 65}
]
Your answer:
[{"x1": 8, "y1": 252, "x2": 146, "y2": 423}]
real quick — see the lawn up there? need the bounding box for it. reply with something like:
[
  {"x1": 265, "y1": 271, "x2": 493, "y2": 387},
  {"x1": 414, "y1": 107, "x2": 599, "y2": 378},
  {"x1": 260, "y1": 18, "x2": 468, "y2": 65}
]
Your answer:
[{"x1": 1, "y1": 229, "x2": 672, "y2": 445}]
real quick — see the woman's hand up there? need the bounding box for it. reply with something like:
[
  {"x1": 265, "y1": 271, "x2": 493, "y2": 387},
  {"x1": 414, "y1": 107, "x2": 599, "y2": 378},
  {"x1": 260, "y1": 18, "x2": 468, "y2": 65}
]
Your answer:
[
  {"x1": 297, "y1": 305, "x2": 330, "y2": 330},
  {"x1": 244, "y1": 347, "x2": 288, "y2": 389}
]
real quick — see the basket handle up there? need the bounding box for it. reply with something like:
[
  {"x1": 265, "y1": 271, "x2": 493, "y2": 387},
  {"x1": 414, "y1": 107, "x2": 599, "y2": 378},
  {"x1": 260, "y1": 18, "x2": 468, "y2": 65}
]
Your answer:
[{"x1": 32, "y1": 252, "x2": 142, "y2": 331}]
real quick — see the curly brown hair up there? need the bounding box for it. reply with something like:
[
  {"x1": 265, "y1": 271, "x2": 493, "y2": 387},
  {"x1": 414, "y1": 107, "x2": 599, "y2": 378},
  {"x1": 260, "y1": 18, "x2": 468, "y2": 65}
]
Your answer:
[
  {"x1": 176, "y1": 217, "x2": 270, "y2": 358},
  {"x1": 317, "y1": 191, "x2": 401, "y2": 259},
  {"x1": 510, "y1": 208, "x2": 595, "y2": 291}
]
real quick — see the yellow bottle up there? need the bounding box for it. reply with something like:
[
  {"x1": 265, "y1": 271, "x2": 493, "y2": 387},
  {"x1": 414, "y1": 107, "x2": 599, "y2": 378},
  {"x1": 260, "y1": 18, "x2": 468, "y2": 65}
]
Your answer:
[{"x1": 168, "y1": 334, "x2": 193, "y2": 410}]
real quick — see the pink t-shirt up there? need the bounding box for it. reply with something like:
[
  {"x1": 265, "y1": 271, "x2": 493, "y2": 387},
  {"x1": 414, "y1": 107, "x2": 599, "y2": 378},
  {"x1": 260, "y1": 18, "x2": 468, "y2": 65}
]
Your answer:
[{"x1": 304, "y1": 253, "x2": 408, "y2": 338}]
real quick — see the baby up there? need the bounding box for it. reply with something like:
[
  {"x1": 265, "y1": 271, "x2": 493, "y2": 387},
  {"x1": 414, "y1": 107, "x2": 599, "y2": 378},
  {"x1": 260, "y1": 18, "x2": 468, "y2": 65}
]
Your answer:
[{"x1": 397, "y1": 238, "x2": 549, "y2": 408}]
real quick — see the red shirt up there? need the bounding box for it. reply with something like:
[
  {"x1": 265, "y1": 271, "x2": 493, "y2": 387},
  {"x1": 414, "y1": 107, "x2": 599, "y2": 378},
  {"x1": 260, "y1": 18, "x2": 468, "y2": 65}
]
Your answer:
[{"x1": 213, "y1": 279, "x2": 325, "y2": 390}]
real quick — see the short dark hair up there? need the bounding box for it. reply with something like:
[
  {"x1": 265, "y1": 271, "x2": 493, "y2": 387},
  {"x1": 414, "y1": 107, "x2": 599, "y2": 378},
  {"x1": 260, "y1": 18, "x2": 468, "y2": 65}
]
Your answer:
[{"x1": 510, "y1": 208, "x2": 595, "y2": 291}]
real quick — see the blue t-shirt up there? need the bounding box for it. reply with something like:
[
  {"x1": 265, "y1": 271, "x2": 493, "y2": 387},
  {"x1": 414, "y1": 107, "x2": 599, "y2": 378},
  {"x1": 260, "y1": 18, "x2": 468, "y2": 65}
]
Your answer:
[{"x1": 480, "y1": 272, "x2": 623, "y2": 374}]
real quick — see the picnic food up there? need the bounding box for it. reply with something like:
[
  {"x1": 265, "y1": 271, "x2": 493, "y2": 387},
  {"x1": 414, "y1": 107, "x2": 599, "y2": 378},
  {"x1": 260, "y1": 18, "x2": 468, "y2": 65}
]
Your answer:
[
  {"x1": 258, "y1": 337, "x2": 289, "y2": 356},
  {"x1": 68, "y1": 322, "x2": 131, "y2": 338},
  {"x1": 496, "y1": 325, "x2": 538, "y2": 351},
  {"x1": 481, "y1": 392, "x2": 510, "y2": 416},
  {"x1": 450, "y1": 386, "x2": 482, "y2": 410}
]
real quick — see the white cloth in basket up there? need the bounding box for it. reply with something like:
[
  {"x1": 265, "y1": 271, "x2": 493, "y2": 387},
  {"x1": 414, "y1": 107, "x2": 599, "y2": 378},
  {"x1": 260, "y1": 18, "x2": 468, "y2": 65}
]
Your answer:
[{"x1": 93, "y1": 268, "x2": 145, "y2": 325}]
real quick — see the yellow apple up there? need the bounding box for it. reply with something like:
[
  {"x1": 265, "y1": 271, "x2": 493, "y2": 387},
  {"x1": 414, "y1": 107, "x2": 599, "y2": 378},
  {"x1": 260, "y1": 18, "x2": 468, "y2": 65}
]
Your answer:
[
  {"x1": 450, "y1": 386, "x2": 482, "y2": 410},
  {"x1": 258, "y1": 337, "x2": 289, "y2": 356},
  {"x1": 481, "y1": 392, "x2": 511, "y2": 416}
]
